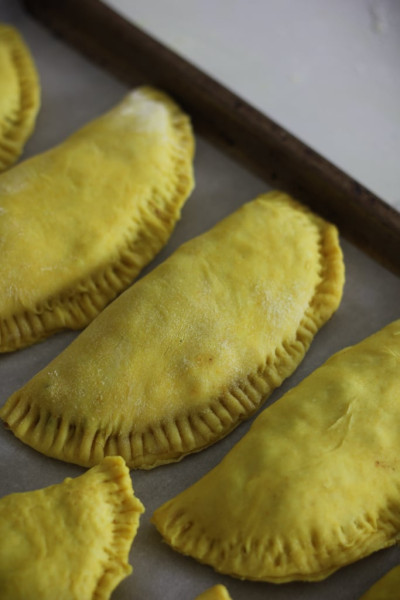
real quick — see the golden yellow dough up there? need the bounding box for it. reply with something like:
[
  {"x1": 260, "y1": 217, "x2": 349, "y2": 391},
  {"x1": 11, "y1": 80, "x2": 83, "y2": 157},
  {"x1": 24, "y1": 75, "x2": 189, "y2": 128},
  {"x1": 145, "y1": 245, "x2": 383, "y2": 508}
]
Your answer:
[
  {"x1": 0, "y1": 86, "x2": 194, "y2": 352},
  {"x1": 0, "y1": 24, "x2": 40, "y2": 171},
  {"x1": 0, "y1": 192, "x2": 344, "y2": 468},
  {"x1": 152, "y1": 321, "x2": 400, "y2": 582},
  {"x1": 0, "y1": 456, "x2": 144, "y2": 600},
  {"x1": 360, "y1": 566, "x2": 400, "y2": 600},
  {"x1": 194, "y1": 585, "x2": 233, "y2": 600}
]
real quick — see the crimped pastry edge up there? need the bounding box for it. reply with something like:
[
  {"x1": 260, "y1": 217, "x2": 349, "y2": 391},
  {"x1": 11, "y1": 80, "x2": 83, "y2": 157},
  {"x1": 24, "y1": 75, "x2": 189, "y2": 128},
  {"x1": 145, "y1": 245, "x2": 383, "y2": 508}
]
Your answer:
[
  {"x1": 90, "y1": 456, "x2": 144, "y2": 599},
  {"x1": 0, "y1": 24, "x2": 40, "y2": 171},
  {"x1": 151, "y1": 456, "x2": 400, "y2": 583},
  {"x1": 0, "y1": 194, "x2": 345, "y2": 469},
  {"x1": 0, "y1": 87, "x2": 194, "y2": 352}
]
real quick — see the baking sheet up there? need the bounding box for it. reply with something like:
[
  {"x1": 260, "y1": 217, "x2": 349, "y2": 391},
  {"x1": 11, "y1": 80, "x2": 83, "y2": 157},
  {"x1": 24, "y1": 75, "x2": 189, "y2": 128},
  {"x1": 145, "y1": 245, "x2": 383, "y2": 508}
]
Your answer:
[
  {"x1": 23, "y1": 0, "x2": 400, "y2": 277},
  {"x1": 1, "y1": 2, "x2": 400, "y2": 599}
]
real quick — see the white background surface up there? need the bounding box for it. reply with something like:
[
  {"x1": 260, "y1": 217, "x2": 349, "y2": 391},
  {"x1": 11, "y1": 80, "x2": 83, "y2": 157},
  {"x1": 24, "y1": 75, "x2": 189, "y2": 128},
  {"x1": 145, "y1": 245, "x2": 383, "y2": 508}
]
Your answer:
[
  {"x1": 107, "y1": 0, "x2": 400, "y2": 212},
  {"x1": 0, "y1": 2, "x2": 400, "y2": 600}
]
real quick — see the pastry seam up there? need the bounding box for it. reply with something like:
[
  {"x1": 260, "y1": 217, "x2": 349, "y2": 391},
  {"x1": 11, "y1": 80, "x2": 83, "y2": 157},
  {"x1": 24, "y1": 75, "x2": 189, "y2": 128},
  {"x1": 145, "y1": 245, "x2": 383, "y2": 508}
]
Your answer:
[
  {"x1": 151, "y1": 500, "x2": 400, "y2": 582},
  {"x1": 91, "y1": 457, "x2": 144, "y2": 599},
  {"x1": 0, "y1": 89, "x2": 194, "y2": 352},
  {"x1": 0, "y1": 200, "x2": 344, "y2": 468},
  {"x1": 151, "y1": 322, "x2": 400, "y2": 583},
  {"x1": 0, "y1": 25, "x2": 40, "y2": 171}
]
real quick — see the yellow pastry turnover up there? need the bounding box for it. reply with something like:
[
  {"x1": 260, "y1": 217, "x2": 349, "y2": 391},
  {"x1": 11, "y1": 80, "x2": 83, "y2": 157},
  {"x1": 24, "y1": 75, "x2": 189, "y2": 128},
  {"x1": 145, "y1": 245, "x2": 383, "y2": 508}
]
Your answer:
[
  {"x1": 0, "y1": 192, "x2": 344, "y2": 468},
  {"x1": 0, "y1": 24, "x2": 40, "y2": 171},
  {"x1": 0, "y1": 86, "x2": 194, "y2": 352},
  {"x1": 152, "y1": 320, "x2": 400, "y2": 582},
  {"x1": 0, "y1": 456, "x2": 144, "y2": 599},
  {"x1": 360, "y1": 565, "x2": 400, "y2": 599},
  {"x1": 194, "y1": 585, "x2": 233, "y2": 600}
]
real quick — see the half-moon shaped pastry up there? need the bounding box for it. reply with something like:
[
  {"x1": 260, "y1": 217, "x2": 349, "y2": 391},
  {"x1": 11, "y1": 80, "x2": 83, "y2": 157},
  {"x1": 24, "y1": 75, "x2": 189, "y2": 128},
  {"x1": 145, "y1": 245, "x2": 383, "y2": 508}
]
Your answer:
[
  {"x1": 152, "y1": 320, "x2": 400, "y2": 583},
  {"x1": 360, "y1": 565, "x2": 400, "y2": 599},
  {"x1": 194, "y1": 585, "x2": 233, "y2": 600},
  {"x1": 0, "y1": 456, "x2": 144, "y2": 599},
  {"x1": 0, "y1": 24, "x2": 40, "y2": 171},
  {"x1": 0, "y1": 192, "x2": 344, "y2": 468},
  {"x1": 0, "y1": 86, "x2": 194, "y2": 352}
]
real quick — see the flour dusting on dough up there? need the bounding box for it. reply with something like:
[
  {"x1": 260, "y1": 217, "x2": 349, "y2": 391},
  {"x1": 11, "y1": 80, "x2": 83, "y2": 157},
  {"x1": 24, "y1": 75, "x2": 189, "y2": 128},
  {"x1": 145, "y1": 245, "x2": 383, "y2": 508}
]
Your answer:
[
  {"x1": 0, "y1": 170, "x2": 30, "y2": 195},
  {"x1": 117, "y1": 89, "x2": 169, "y2": 136}
]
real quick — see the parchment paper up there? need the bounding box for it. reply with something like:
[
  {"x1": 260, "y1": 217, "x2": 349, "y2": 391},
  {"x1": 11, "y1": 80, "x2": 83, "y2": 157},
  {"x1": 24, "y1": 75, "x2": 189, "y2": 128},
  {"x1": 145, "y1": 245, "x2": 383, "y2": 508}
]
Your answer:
[{"x1": 1, "y1": 2, "x2": 400, "y2": 599}]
